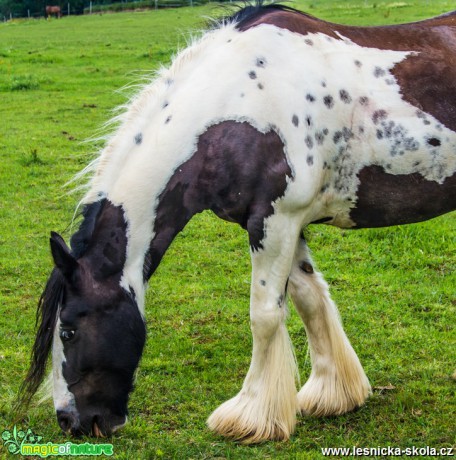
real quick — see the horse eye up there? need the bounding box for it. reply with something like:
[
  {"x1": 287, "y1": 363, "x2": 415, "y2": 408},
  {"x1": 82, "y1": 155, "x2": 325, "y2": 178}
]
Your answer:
[{"x1": 60, "y1": 329, "x2": 75, "y2": 341}]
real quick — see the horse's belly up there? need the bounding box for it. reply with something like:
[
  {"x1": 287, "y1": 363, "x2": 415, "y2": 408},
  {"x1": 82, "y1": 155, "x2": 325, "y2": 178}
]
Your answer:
[{"x1": 348, "y1": 165, "x2": 456, "y2": 228}]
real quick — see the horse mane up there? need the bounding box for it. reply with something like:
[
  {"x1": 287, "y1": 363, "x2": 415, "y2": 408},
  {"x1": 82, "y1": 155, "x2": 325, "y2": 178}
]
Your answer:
[
  {"x1": 16, "y1": 268, "x2": 65, "y2": 409},
  {"x1": 70, "y1": 199, "x2": 106, "y2": 258},
  {"x1": 224, "y1": 1, "x2": 456, "y2": 30},
  {"x1": 216, "y1": 0, "x2": 303, "y2": 28},
  {"x1": 16, "y1": 200, "x2": 109, "y2": 410}
]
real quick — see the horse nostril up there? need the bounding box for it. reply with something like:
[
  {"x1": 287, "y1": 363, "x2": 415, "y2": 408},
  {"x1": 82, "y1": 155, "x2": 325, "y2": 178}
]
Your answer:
[{"x1": 57, "y1": 410, "x2": 76, "y2": 433}]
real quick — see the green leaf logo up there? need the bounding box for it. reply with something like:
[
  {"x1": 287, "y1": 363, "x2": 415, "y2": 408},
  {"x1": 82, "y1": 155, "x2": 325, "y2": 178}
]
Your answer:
[{"x1": 1, "y1": 426, "x2": 42, "y2": 455}]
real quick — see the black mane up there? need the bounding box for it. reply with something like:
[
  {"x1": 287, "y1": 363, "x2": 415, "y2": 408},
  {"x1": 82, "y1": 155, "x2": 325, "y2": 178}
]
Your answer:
[
  {"x1": 70, "y1": 199, "x2": 106, "y2": 258},
  {"x1": 17, "y1": 268, "x2": 65, "y2": 409},
  {"x1": 17, "y1": 200, "x2": 106, "y2": 409},
  {"x1": 216, "y1": 1, "x2": 299, "y2": 29}
]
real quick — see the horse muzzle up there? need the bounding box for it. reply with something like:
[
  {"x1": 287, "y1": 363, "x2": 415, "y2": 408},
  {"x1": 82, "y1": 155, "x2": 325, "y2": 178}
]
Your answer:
[{"x1": 56, "y1": 410, "x2": 126, "y2": 437}]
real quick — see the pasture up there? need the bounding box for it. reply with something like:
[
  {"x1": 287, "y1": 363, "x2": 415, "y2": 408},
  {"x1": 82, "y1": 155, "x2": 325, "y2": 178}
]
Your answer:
[{"x1": 0, "y1": 1, "x2": 455, "y2": 458}]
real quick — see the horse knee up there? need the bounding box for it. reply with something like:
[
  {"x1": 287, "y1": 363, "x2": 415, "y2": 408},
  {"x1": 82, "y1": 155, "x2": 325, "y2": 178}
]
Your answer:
[{"x1": 250, "y1": 305, "x2": 285, "y2": 340}]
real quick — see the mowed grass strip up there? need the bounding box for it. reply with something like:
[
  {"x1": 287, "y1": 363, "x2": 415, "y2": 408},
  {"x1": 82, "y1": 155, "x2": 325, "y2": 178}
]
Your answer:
[{"x1": 0, "y1": 1, "x2": 454, "y2": 458}]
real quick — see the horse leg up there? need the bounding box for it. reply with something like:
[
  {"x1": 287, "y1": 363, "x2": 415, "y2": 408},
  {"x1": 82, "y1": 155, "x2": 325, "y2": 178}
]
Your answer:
[
  {"x1": 207, "y1": 215, "x2": 301, "y2": 443},
  {"x1": 288, "y1": 236, "x2": 371, "y2": 416}
]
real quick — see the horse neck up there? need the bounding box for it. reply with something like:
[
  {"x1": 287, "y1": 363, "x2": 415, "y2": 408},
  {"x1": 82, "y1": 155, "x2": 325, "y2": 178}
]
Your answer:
[
  {"x1": 72, "y1": 194, "x2": 184, "y2": 315},
  {"x1": 67, "y1": 198, "x2": 143, "y2": 312},
  {"x1": 91, "y1": 157, "x2": 204, "y2": 312},
  {"x1": 83, "y1": 77, "x2": 219, "y2": 306}
]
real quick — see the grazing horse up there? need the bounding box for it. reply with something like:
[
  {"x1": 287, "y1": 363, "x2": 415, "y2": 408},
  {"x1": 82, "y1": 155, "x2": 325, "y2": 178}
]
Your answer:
[
  {"x1": 46, "y1": 5, "x2": 61, "y2": 18},
  {"x1": 21, "y1": 2, "x2": 455, "y2": 444}
]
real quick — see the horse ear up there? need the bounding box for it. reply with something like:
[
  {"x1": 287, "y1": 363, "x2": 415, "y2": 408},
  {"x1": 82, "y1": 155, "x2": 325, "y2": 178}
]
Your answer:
[{"x1": 50, "y1": 232, "x2": 78, "y2": 279}]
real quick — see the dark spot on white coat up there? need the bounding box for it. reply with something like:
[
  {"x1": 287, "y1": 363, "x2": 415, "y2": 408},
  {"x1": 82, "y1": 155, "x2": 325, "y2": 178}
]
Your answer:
[
  {"x1": 315, "y1": 131, "x2": 325, "y2": 145},
  {"x1": 374, "y1": 66, "x2": 386, "y2": 78},
  {"x1": 305, "y1": 135, "x2": 314, "y2": 149},
  {"x1": 256, "y1": 57, "x2": 267, "y2": 67},
  {"x1": 323, "y1": 95, "x2": 334, "y2": 108},
  {"x1": 427, "y1": 137, "x2": 441, "y2": 147},
  {"x1": 339, "y1": 89, "x2": 352, "y2": 104},
  {"x1": 372, "y1": 110, "x2": 388, "y2": 124}
]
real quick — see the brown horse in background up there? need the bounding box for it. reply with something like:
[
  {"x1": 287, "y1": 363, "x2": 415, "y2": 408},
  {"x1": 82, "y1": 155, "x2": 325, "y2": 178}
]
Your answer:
[{"x1": 46, "y1": 5, "x2": 61, "y2": 18}]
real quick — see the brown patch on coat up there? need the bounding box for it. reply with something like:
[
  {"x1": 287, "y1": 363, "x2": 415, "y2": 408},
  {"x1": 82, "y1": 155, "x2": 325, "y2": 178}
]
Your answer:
[
  {"x1": 143, "y1": 121, "x2": 292, "y2": 279},
  {"x1": 350, "y1": 165, "x2": 456, "y2": 227}
]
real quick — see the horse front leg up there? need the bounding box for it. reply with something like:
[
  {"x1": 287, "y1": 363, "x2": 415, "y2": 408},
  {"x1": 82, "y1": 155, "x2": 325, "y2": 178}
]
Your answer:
[
  {"x1": 207, "y1": 215, "x2": 302, "y2": 443},
  {"x1": 289, "y1": 236, "x2": 371, "y2": 416}
]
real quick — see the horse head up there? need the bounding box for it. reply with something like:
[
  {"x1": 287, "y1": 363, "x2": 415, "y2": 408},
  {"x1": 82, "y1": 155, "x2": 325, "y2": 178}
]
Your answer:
[{"x1": 21, "y1": 201, "x2": 146, "y2": 436}]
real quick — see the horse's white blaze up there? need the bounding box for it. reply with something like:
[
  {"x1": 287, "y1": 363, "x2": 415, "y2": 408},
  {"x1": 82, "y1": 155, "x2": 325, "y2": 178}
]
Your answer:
[{"x1": 52, "y1": 318, "x2": 76, "y2": 413}]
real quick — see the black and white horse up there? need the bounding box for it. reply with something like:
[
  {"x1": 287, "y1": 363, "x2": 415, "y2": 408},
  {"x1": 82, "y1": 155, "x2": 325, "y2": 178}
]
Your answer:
[{"x1": 21, "y1": 3, "x2": 455, "y2": 443}]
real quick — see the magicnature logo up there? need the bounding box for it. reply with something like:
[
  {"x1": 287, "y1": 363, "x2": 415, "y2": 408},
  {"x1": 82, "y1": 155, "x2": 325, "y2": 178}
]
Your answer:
[{"x1": 1, "y1": 425, "x2": 113, "y2": 457}]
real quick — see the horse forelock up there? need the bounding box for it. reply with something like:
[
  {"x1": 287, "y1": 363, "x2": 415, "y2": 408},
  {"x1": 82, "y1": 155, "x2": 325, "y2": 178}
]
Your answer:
[{"x1": 18, "y1": 268, "x2": 64, "y2": 408}]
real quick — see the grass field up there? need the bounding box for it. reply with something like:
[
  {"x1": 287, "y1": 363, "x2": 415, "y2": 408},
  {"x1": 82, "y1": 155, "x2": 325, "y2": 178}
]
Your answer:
[{"x1": 0, "y1": 1, "x2": 455, "y2": 458}]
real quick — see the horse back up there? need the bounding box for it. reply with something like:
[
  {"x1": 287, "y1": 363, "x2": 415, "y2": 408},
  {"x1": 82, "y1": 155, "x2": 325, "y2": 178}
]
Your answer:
[
  {"x1": 235, "y1": 6, "x2": 456, "y2": 228},
  {"x1": 239, "y1": 7, "x2": 456, "y2": 131}
]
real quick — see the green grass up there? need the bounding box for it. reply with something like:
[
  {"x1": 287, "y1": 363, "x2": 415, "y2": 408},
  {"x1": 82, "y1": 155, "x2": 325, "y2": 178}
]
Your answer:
[{"x1": 0, "y1": 1, "x2": 455, "y2": 458}]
